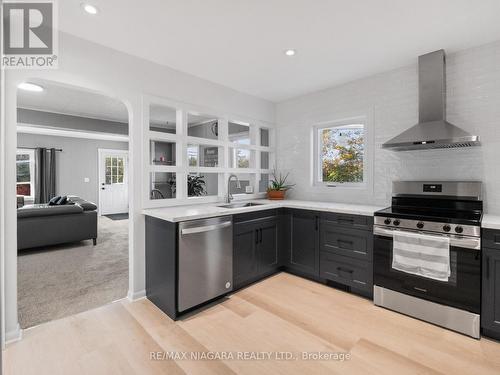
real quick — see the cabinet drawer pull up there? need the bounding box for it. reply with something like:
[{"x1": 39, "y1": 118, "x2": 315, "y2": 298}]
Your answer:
[
  {"x1": 486, "y1": 256, "x2": 490, "y2": 279},
  {"x1": 338, "y1": 217, "x2": 354, "y2": 223},
  {"x1": 353, "y1": 279, "x2": 366, "y2": 285},
  {"x1": 255, "y1": 229, "x2": 259, "y2": 244},
  {"x1": 336, "y1": 266, "x2": 353, "y2": 274},
  {"x1": 337, "y1": 239, "x2": 353, "y2": 247}
]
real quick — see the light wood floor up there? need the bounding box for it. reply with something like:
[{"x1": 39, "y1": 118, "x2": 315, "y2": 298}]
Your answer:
[{"x1": 4, "y1": 272, "x2": 500, "y2": 375}]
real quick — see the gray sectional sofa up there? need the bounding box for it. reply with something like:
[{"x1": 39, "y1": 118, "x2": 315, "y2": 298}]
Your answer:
[{"x1": 17, "y1": 196, "x2": 98, "y2": 250}]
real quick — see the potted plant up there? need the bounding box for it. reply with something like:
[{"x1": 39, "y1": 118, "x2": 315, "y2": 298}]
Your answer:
[
  {"x1": 167, "y1": 174, "x2": 207, "y2": 197},
  {"x1": 267, "y1": 170, "x2": 294, "y2": 200}
]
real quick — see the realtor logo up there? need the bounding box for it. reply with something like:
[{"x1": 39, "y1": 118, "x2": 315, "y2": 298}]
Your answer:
[{"x1": 2, "y1": 1, "x2": 58, "y2": 68}]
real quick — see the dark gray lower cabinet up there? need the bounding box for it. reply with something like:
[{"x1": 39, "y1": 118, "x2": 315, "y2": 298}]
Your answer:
[
  {"x1": 145, "y1": 216, "x2": 177, "y2": 319},
  {"x1": 320, "y1": 212, "x2": 374, "y2": 297},
  {"x1": 233, "y1": 222, "x2": 258, "y2": 288},
  {"x1": 233, "y1": 212, "x2": 279, "y2": 289},
  {"x1": 145, "y1": 208, "x2": 375, "y2": 321},
  {"x1": 482, "y1": 246, "x2": 500, "y2": 340},
  {"x1": 284, "y1": 209, "x2": 320, "y2": 278}
]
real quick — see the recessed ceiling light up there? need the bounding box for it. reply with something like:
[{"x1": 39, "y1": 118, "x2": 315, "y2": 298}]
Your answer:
[
  {"x1": 18, "y1": 83, "x2": 44, "y2": 92},
  {"x1": 82, "y1": 3, "x2": 98, "y2": 15},
  {"x1": 284, "y1": 49, "x2": 296, "y2": 56}
]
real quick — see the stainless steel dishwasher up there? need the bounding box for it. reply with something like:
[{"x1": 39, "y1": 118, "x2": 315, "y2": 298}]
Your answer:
[{"x1": 178, "y1": 216, "x2": 233, "y2": 312}]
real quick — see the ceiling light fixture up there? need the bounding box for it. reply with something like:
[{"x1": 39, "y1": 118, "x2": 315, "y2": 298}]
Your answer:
[
  {"x1": 82, "y1": 3, "x2": 98, "y2": 15},
  {"x1": 18, "y1": 82, "x2": 44, "y2": 92},
  {"x1": 284, "y1": 49, "x2": 296, "y2": 56}
]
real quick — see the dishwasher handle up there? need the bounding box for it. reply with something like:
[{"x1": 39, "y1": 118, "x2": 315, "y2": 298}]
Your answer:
[{"x1": 180, "y1": 221, "x2": 232, "y2": 235}]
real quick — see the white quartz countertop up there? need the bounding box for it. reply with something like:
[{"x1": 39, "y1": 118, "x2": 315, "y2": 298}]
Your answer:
[
  {"x1": 482, "y1": 214, "x2": 500, "y2": 230},
  {"x1": 142, "y1": 199, "x2": 386, "y2": 222}
]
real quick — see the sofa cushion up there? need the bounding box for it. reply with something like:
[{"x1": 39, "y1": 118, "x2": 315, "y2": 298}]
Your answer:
[
  {"x1": 48, "y1": 196, "x2": 62, "y2": 206},
  {"x1": 17, "y1": 204, "x2": 83, "y2": 218},
  {"x1": 67, "y1": 196, "x2": 98, "y2": 211}
]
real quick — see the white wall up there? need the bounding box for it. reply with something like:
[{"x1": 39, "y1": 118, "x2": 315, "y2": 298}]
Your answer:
[
  {"x1": 1, "y1": 32, "x2": 275, "y2": 342},
  {"x1": 276, "y1": 40, "x2": 500, "y2": 213},
  {"x1": 17, "y1": 133, "x2": 128, "y2": 205}
]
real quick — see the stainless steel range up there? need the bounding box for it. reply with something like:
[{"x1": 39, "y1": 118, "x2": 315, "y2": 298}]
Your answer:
[{"x1": 373, "y1": 181, "x2": 482, "y2": 338}]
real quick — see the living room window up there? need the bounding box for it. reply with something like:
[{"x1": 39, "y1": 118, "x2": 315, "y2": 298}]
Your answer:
[
  {"x1": 313, "y1": 120, "x2": 366, "y2": 187},
  {"x1": 16, "y1": 149, "x2": 35, "y2": 199}
]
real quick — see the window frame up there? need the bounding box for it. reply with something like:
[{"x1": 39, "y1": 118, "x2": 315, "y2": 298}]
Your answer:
[
  {"x1": 312, "y1": 116, "x2": 368, "y2": 189},
  {"x1": 16, "y1": 148, "x2": 36, "y2": 199},
  {"x1": 143, "y1": 95, "x2": 275, "y2": 208}
]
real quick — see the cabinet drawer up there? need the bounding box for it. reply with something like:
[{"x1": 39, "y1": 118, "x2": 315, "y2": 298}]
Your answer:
[
  {"x1": 320, "y1": 212, "x2": 373, "y2": 230},
  {"x1": 482, "y1": 229, "x2": 500, "y2": 250},
  {"x1": 320, "y1": 224, "x2": 373, "y2": 261},
  {"x1": 233, "y1": 209, "x2": 279, "y2": 224},
  {"x1": 320, "y1": 252, "x2": 372, "y2": 292}
]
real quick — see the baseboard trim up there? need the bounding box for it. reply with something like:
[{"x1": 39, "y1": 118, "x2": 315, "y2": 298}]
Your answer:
[
  {"x1": 5, "y1": 323, "x2": 23, "y2": 345},
  {"x1": 127, "y1": 289, "x2": 146, "y2": 301}
]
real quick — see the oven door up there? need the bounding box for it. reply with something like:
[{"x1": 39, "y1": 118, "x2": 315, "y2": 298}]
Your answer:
[{"x1": 373, "y1": 226, "x2": 481, "y2": 314}]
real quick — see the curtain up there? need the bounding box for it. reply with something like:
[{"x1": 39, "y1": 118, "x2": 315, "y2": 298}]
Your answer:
[{"x1": 34, "y1": 148, "x2": 57, "y2": 203}]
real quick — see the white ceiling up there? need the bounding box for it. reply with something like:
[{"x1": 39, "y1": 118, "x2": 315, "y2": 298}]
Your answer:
[
  {"x1": 17, "y1": 81, "x2": 220, "y2": 127},
  {"x1": 60, "y1": 0, "x2": 500, "y2": 102},
  {"x1": 17, "y1": 80, "x2": 129, "y2": 122}
]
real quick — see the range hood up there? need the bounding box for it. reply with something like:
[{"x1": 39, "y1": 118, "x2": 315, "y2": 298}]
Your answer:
[{"x1": 382, "y1": 50, "x2": 480, "y2": 151}]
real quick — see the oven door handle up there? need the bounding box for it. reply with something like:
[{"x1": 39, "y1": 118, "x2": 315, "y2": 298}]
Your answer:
[{"x1": 373, "y1": 226, "x2": 481, "y2": 250}]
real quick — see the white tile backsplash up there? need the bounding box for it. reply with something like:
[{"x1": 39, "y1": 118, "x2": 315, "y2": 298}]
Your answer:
[{"x1": 276, "y1": 40, "x2": 500, "y2": 213}]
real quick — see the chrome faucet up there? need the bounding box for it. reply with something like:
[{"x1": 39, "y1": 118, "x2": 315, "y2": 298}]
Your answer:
[{"x1": 226, "y1": 174, "x2": 241, "y2": 203}]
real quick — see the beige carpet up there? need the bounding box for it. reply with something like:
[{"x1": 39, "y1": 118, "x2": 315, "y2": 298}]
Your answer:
[{"x1": 18, "y1": 216, "x2": 129, "y2": 329}]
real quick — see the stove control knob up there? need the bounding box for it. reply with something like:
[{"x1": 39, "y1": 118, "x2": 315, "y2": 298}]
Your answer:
[
  {"x1": 443, "y1": 224, "x2": 451, "y2": 232},
  {"x1": 393, "y1": 219, "x2": 400, "y2": 226},
  {"x1": 455, "y1": 226, "x2": 464, "y2": 234},
  {"x1": 416, "y1": 222, "x2": 424, "y2": 229},
  {"x1": 384, "y1": 218, "x2": 392, "y2": 225}
]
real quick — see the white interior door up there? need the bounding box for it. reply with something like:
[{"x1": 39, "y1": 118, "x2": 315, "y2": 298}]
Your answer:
[{"x1": 98, "y1": 149, "x2": 129, "y2": 215}]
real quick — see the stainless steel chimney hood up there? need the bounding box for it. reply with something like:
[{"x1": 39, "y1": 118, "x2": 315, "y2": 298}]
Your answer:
[{"x1": 382, "y1": 50, "x2": 480, "y2": 151}]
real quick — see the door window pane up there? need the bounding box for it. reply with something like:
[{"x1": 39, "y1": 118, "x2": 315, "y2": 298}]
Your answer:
[
  {"x1": 150, "y1": 104, "x2": 177, "y2": 134},
  {"x1": 187, "y1": 113, "x2": 218, "y2": 140},
  {"x1": 150, "y1": 140, "x2": 176, "y2": 165},
  {"x1": 187, "y1": 173, "x2": 218, "y2": 197},
  {"x1": 229, "y1": 122, "x2": 251, "y2": 144},
  {"x1": 150, "y1": 172, "x2": 176, "y2": 199}
]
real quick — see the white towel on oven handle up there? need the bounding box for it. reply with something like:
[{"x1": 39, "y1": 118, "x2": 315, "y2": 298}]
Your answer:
[{"x1": 392, "y1": 230, "x2": 451, "y2": 282}]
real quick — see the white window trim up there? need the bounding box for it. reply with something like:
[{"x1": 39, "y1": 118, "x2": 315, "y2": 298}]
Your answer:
[
  {"x1": 142, "y1": 95, "x2": 275, "y2": 208},
  {"x1": 311, "y1": 115, "x2": 371, "y2": 191},
  {"x1": 16, "y1": 148, "x2": 36, "y2": 200}
]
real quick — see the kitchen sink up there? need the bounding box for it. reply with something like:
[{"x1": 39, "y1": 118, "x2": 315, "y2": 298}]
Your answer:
[{"x1": 217, "y1": 202, "x2": 266, "y2": 209}]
